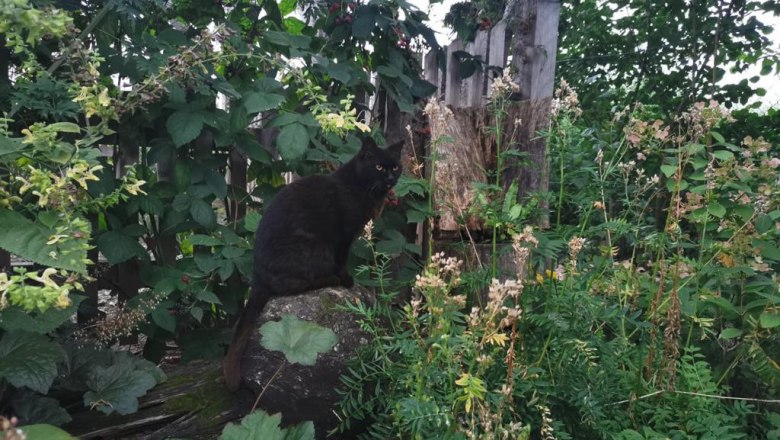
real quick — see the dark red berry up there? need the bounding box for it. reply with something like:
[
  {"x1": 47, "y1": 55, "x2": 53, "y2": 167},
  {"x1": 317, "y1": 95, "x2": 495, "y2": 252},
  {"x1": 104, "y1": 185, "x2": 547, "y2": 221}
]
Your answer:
[{"x1": 181, "y1": 275, "x2": 190, "y2": 284}]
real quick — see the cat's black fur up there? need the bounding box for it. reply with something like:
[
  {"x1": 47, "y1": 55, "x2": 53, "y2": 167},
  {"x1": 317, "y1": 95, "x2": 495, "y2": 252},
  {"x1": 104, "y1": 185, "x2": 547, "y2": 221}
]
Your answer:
[{"x1": 224, "y1": 137, "x2": 404, "y2": 391}]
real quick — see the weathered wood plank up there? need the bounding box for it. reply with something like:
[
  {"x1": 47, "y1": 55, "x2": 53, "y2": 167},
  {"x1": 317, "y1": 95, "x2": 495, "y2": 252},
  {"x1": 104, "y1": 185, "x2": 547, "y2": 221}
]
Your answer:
[
  {"x1": 487, "y1": 20, "x2": 508, "y2": 98},
  {"x1": 424, "y1": 49, "x2": 441, "y2": 98},
  {"x1": 444, "y1": 40, "x2": 463, "y2": 107},
  {"x1": 467, "y1": 30, "x2": 489, "y2": 107}
]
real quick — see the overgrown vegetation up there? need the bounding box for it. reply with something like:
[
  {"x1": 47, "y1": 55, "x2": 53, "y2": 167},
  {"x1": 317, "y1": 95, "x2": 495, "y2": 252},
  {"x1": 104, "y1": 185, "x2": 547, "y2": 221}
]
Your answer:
[{"x1": 1, "y1": 0, "x2": 778, "y2": 438}]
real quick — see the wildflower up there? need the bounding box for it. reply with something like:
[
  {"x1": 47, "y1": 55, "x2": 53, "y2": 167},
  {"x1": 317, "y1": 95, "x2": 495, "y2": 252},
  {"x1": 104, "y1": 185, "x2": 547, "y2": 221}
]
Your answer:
[
  {"x1": 362, "y1": 219, "x2": 374, "y2": 242},
  {"x1": 593, "y1": 200, "x2": 605, "y2": 210},
  {"x1": 489, "y1": 67, "x2": 520, "y2": 100},
  {"x1": 567, "y1": 236, "x2": 586, "y2": 261}
]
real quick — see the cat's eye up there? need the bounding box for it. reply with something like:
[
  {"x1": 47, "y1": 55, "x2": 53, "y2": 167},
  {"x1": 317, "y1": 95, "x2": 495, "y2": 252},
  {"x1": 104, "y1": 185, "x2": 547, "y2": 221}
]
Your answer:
[
  {"x1": 375, "y1": 165, "x2": 384, "y2": 171},
  {"x1": 392, "y1": 165, "x2": 399, "y2": 171}
]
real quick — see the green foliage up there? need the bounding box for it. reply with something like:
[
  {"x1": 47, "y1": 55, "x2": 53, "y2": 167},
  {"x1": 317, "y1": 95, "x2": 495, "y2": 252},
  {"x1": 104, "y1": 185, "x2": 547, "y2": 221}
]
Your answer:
[
  {"x1": 18, "y1": 424, "x2": 77, "y2": 440},
  {"x1": 1, "y1": 0, "x2": 434, "y2": 427},
  {"x1": 219, "y1": 410, "x2": 314, "y2": 440},
  {"x1": 259, "y1": 314, "x2": 339, "y2": 366},
  {"x1": 556, "y1": 0, "x2": 780, "y2": 118}
]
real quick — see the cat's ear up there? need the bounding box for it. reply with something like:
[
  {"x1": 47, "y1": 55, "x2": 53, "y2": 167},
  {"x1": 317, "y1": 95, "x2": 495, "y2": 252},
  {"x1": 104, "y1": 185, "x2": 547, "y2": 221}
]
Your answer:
[
  {"x1": 385, "y1": 140, "x2": 404, "y2": 159},
  {"x1": 359, "y1": 137, "x2": 379, "y2": 158}
]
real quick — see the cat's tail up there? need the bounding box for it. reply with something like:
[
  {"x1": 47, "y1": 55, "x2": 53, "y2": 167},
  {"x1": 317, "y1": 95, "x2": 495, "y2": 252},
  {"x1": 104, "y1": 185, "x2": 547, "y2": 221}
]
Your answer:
[{"x1": 224, "y1": 282, "x2": 270, "y2": 392}]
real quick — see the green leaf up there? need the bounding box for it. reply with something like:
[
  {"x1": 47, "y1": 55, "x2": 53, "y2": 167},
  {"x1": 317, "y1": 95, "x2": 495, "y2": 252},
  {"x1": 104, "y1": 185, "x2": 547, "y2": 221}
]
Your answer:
[
  {"x1": 708, "y1": 201, "x2": 726, "y2": 218},
  {"x1": 710, "y1": 131, "x2": 725, "y2": 144},
  {"x1": 244, "y1": 211, "x2": 261, "y2": 232},
  {"x1": 719, "y1": 327, "x2": 742, "y2": 340},
  {"x1": 189, "y1": 234, "x2": 222, "y2": 246},
  {"x1": 0, "y1": 331, "x2": 64, "y2": 393},
  {"x1": 243, "y1": 91, "x2": 285, "y2": 114},
  {"x1": 47, "y1": 122, "x2": 81, "y2": 133},
  {"x1": 259, "y1": 314, "x2": 338, "y2": 366},
  {"x1": 19, "y1": 424, "x2": 76, "y2": 440},
  {"x1": 351, "y1": 6, "x2": 377, "y2": 39},
  {"x1": 179, "y1": 328, "x2": 231, "y2": 363},
  {"x1": 172, "y1": 193, "x2": 192, "y2": 212},
  {"x1": 194, "y1": 251, "x2": 220, "y2": 272},
  {"x1": 712, "y1": 150, "x2": 734, "y2": 161},
  {"x1": 324, "y1": 62, "x2": 352, "y2": 84},
  {"x1": 196, "y1": 290, "x2": 223, "y2": 304},
  {"x1": 97, "y1": 231, "x2": 147, "y2": 264},
  {"x1": 190, "y1": 198, "x2": 217, "y2": 229},
  {"x1": 220, "y1": 410, "x2": 284, "y2": 440},
  {"x1": 151, "y1": 304, "x2": 177, "y2": 333},
  {"x1": 280, "y1": 420, "x2": 315, "y2": 440},
  {"x1": 0, "y1": 296, "x2": 84, "y2": 334},
  {"x1": 759, "y1": 313, "x2": 780, "y2": 329},
  {"x1": 276, "y1": 123, "x2": 309, "y2": 162},
  {"x1": 660, "y1": 164, "x2": 677, "y2": 178},
  {"x1": 83, "y1": 363, "x2": 158, "y2": 415},
  {"x1": 222, "y1": 246, "x2": 246, "y2": 259},
  {"x1": 278, "y1": 0, "x2": 297, "y2": 15},
  {"x1": 0, "y1": 208, "x2": 87, "y2": 273},
  {"x1": 167, "y1": 110, "x2": 205, "y2": 147},
  {"x1": 206, "y1": 171, "x2": 228, "y2": 199},
  {"x1": 12, "y1": 393, "x2": 72, "y2": 426},
  {"x1": 0, "y1": 135, "x2": 25, "y2": 156}
]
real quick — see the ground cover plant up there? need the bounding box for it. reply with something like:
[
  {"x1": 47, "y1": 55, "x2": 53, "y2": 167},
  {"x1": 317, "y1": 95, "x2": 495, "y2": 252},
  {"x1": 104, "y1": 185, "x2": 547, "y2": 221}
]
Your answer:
[{"x1": 335, "y1": 83, "x2": 780, "y2": 438}]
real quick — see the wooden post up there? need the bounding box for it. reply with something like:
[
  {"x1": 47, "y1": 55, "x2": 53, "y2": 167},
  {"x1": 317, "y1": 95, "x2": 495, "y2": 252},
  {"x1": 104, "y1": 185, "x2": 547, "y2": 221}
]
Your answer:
[{"x1": 503, "y1": 0, "x2": 560, "y2": 227}]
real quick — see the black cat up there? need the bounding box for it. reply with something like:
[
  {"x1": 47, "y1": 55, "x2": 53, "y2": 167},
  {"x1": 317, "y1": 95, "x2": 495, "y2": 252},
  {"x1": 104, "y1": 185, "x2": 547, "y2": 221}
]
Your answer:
[{"x1": 223, "y1": 137, "x2": 404, "y2": 391}]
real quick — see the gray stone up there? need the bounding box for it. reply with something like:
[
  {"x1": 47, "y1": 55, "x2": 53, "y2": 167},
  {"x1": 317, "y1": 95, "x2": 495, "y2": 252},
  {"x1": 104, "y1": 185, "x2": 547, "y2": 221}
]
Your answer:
[{"x1": 240, "y1": 286, "x2": 373, "y2": 439}]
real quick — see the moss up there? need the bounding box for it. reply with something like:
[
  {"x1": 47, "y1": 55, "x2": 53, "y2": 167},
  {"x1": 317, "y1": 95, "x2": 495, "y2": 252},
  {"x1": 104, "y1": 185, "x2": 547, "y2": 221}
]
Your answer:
[{"x1": 162, "y1": 368, "x2": 235, "y2": 428}]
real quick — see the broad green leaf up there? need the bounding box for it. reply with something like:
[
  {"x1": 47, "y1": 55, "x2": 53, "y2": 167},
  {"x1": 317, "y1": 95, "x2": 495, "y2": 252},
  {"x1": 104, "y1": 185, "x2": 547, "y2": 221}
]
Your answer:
[
  {"x1": 0, "y1": 331, "x2": 64, "y2": 393},
  {"x1": 243, "y1": 91, "x2": 285, "y2": 114},
  {"x1": 194, "y1": 251, "x2": 220, "y2": 272},
  {"x1": 222, "y1": 246, "x2": 246, "y2": 259},
  {"x1": 174, "y1": 162, "x2": 192, "y2": 191},
  {"x1": 244, "y1": 211, "x2": 261, "y2": 232},
  {"x1": 280, "y1": 420, "x2": 315, "y2": 440},
  {"x1": 151, "y1": 305, "x2": 177, "y2": 333},
  {"x1": 83, "y1": 363, "x2": 158, "y2": 415},
  {"x1": 13, "y1": 393, "x2": 72, "y2": 426},
  {"x1": 179, "y1": 328, "x2": 231, "y2": 363},
  {"x1": 0, "y1": 135, "x2": 25, "y2": 156},
  {"x1": 711, "y1": 131, "x2": 725, "y2": 144},
  {"x1": 0, "y1": 208, "x2": 87, "y2": 273},
  {"x1": 351, "y1": 6, "x2": 377, "y2": 38},
  {"x1": 759, "y1": 313, "x2": 780, "y2": 329},
  {"x1": 97, "y1": 231, "x2": 147, "y2": 264},
  {"x1": 660, "y1": 164, "x2": 677, "y2": 178},
  {"x1": 719, "y1": 327, "x2": 742, "y2": 340},
  {"x1": 325, "y1": 62, "x2": 352, "y2": 84},
  {"x1": 276, "y1": 123, "x2": 309, "y2": 162},
  {"x1": 0, "y1": 295, "x2": 84, "y2": 334},
  {"x1": 172, "y1": 193, "x2": 192, "y2": 212},
  {"x1": 259, "y1": 314, "x2": 338, "y2": 366},
  {"x1": 167, "y1": 110, "x2": 205, "y2": 147},
  {"x1": 220, "y1": 410, "x2": 284, "y2": 440},
  {"x1": 196, "y1": 290, "x2": 222, "y2": 304},
  {"x1": 707, "y1": 201, "x2": 726, "y2": 218},
  {"x1": 189, "y1": 234, "x2": 222, "y2": 246},
  {"x1": 190, "y1": 198, "x2": 217, "y2": 229},
  {"x1": 19, "y1": 424, "x2": 76, "y2": 440},
  {"x1": 206, "y1": 171, "x2": 228, "y2": 199},
  {"x1": 712, "y1": 150, "x2": 734, "y2": 161},
  {"x1": 279, "y1": 0, "x2": 297, "y2": 16}
]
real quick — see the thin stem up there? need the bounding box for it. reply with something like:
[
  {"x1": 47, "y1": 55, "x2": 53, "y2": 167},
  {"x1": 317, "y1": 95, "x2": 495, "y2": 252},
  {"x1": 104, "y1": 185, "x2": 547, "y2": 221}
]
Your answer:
[{"x1": 251, "y1": 360, "x2": 285, "y2": 412}]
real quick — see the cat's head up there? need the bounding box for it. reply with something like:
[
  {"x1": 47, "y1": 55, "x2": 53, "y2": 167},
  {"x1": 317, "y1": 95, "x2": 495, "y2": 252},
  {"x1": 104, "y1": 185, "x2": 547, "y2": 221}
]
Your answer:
[{"x1": 354, "y1": 137, "x2": 404, "y2": 195}]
